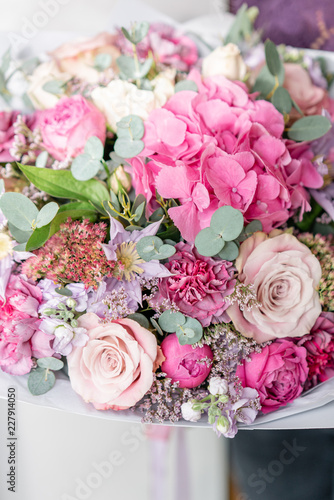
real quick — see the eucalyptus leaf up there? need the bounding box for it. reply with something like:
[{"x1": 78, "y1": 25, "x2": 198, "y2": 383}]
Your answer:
[
  {"x1": 265, "y1": 40, "x2": 284, "y2": 80},
  {"x1": 127, "y1": 313, "x2": 150, "y2": 329},
  {"x1": 94, "y1": 53, "x2": 112, "y2": 71},
  {"x1": 55, "y1": 287, "x2": 73, "y2": 297},
  {"x1": 114, "y1": 138, "x2": 144, "y2": 158},
  {"x1": 210, "y1": 206, "x2": 244, "y2": 241},
  {"x1": 37, "y1": 357, "x2": 64, "y2": 371},
  {"x1": 36, "y1": 150, "x2": 49, "y2": 168},
  {"x1": 42, "y1": 80, "x2": 65, "y2": 95},
  {"x1": 271, "y1": 86, "x2": 292, "y2": 114},
  {"x1": 71, "y1": 154, "x2": 102, "y2": 181},
  {"x1": 217, "y1": 240, "x2": 239, "y2": 261},
  {"x1": 195, "y1": 227, "x2": 225, "y2": 257},
  {"x1": 0, "y1": 192, "x2": 38, "y2": 231},
  {"x1": 117, "y1": 55, "x2": 136, "y2": 79},
  {"x1": 28, "y1": 367, "x2": 56, "y2": 396},
  {"x1": 84, "y1": 136, "x2": 104, "y2": 160},
  {"x1": 117, "y1": 115, "x2": 145, "y2": 140},
  {"x1": 8, "y1": 222, "x2": 32, "y2": 244},
  {"x1": 35, "y1": 202, "x2": 59, "y2": 228},
  {"x1": 136, "y1": 58, "x2": 152, "y2": 79},
  {"x1": 176, "y1": 317, "x2": 203, "y2": 345},
  {"x1": 136, "y1": 235, "x2": 162, "y2": 261},
  {"x1": 110, "y1": 190, "x2": 121, "y2": 211},
  {"x1": 175, "y1": 80, "x2": 198, "y2": 93},
  {"x1": 156, "y1": 244, "x2": 176, "y2": 260},
  {"x1": 150, "y1": 317, "x2": 164, "y2": 336},
  {"x1": 13, "y1": 243, "x2": 27, "y2": 252},
  {"x1": 287, "y1": 115, "x2": 331, "y2": 142},
  {"x1": 121, "y1": 21, "x2": 149, "y2": 45},
  {"x1": 134, "y1": 201, "x2": 145, "y2": 222},
  {"x1": 1, "y1": 48, "x2": 11, "y2": 74},
  {"x1": 158, "y1": 310, "x2": 186, "y2": 333}
]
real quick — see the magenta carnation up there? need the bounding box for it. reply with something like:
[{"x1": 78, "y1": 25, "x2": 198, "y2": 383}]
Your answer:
[
  {"x1": 0, "y1": 275, "x2": 54, "y2": 376},
  {"x1": 236, "y1": 339, "x2": 309, "y2": 414},
  {"x1": 296, "y1": 312, "x2": 334, "y2": 390},
  {"x1": 130, "y1": 70, "x2": 323, "y2": 241},
  {"x1": 153, "y1": 242, "x2": 236, "y2": 327}
]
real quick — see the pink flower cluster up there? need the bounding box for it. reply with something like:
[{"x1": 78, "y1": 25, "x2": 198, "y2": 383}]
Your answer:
[{"x1": 131, "y1": 70, "x2": 323, "y2": 241}]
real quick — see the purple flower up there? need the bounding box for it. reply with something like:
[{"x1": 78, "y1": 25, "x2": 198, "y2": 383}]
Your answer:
[
  {"x1": 38, "y1": 279, "x2": 88, "y2": 314},
  {"x1": 39, "y1": 317, "x2": 88, "y2": 356}
]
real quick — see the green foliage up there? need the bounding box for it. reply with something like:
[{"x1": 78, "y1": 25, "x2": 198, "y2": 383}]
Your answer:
[
  {"x1": 175, "y1": 80, "x2": 198, "y2": 93},
  {"x1": 287, "y1": 115, "x2": 332, "y2": 142},
  {"x1": 136, "y1": 235, "x2": 176, "y2": 261},
  {"x1": 158, "y1": 310, "x2": 203, "y2": 345},
  {"x1": 114, "y1": 115, "x2": 145, "y2": 158}
]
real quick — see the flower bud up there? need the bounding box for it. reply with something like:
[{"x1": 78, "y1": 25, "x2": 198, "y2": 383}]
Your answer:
[
  {"x1": 110, "y1": 166, "x2": 132, "y2": 194},
  {"x1": 181, "y1": 400, "x2": 202, "y2": 422},
  {"x1": 66, "y1": 298, "x2": 77, "y2": 309},
  {"x1": 208, "y1": 376, "x2": 228, "y2": 396},
  {"x1": 216, "y1": 416, "x2": 229, "y2": 434}
]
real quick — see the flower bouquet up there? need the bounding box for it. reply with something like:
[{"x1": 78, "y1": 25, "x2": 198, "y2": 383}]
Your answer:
[{"x1": 0, "y1": 6, "x2": 334, "y2": 438}]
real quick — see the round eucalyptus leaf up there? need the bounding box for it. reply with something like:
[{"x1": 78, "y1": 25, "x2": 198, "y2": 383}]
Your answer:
[
  {"x1": 116, "y1": 55, "x2": 136, "y2": 79},
  {"x1": 127, "y1": 313, "x2": 150, "y2": 330},
  {"x1": 210, "y1": 206, "x2": 244, "y2": 241},
  {"x1": 8, "y1": 222, "x2": 32, "y2": 244},
  {"x1": 114, "y1": 138, "x2": 144, "y2": 159},
  {"x1": 84, "y1": 136, "x2": 104, "y2": 160},
  {"x1": 37, "y1": 357, "x2": 64, "y2": 371},
  {"x1": 175, "y1": 316, "x2": 203, "y2": 345},
  {"x1": 134, "y1": 201, "x2": 145, "y2": 222},
  {"x1": 158, "y1": 310, "x2": 186, "y2": 333},
  {"x1": 150, "y1": 317, "x2": 164, "y2": 336},
  {"x1": 116, "y1": 115, "x2": 145, "y2": 140},
  {"x1": 136, "y1": 236, "x2": 162, "y2": 261},
  {"x1": 28, "y1": 368, "x2": 56, "y2": 396},
  {"x1": 94, "y1": 53, "x2": 112, "y2": 71},
  {"x1": 42, "y1": 80, "x2": 64, "y2": 95},
  {"x1": 35, "y1": 202, "x2": 59, "y2": 228},
  {"x1": 217, "y1": 240, "x2": 239, "y2": 261},
  {"x1": 36, "y1": 151, "x2": 49, "y2": 168},
  {"x1": 195, "y1": 227, "x2": 225, "y2": 257},
  {"x1": 71, "y1": 154, "x2": 102, "y2": 181},
  {"x1": 0, "y1": 192, "x2": 39, "y2": 231},
  {"x1": 156, "y1": 244, "x2": 176, "y2": 260},
  {"x1": 175, "y1": 80, "x2": 198, "y2": 93}
]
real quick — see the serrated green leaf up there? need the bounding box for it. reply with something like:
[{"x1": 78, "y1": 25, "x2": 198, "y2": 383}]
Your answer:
[
  {"x1": 195, "y1": 227, "x2": 225, "y2": 257},
  {"x1": 175, "y1": 80, "x2": 198, "y2": 93},
  {"x1": 37, "y1": 357, "x2": 64, "y2": 371},
  {"x1": 210, "y1": 206, "x2": 244, "y2": 241},
  {"x1": 0, "y1": 192, "x2": 38, "y2": 231},
  {"x1": 287, "y1": 115, "x2": 331, "y2": 142},
  {"x1": 18, "y1": 163, "x2": 109, "y2": 205},
  {"x1": 28, "y1": 367, "x2": 56, "y2": 396},
  {"x1": 159, "y1": 310, "x2": 186, "y2": 333},
  {"x1": 35, "y1": 202, "x2": 59, "y2": 228}
]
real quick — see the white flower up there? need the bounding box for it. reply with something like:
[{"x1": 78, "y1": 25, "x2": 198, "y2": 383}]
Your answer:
[
  {"x1": 208, "y1": 377, "x2": 228, "y2": 396},
  {"x1": 216, "y1": 416, "x2": 229, "y2": 434},
  {"x1": 181, "y1": 400, "x2": 202, "y2": 422},
  {"x1": 202, "y1": 44, "x2": 247, "y2": 81},
  {"x1": 0, "y1": 234, "x2": 13, "y2": 260},
  {"x1": 27, "y1": 60, "x2": 71, "y2": 110}
]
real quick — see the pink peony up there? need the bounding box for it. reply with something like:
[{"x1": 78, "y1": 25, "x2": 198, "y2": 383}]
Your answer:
[
  {"x1": 115, "y1": 23, "x2": 198, "y2": 72},
  {"x1": 154, "y1": 242, "x2": 235, "y2": 327},
  {"x1": 0, "y1": 275, "x2": 54, "y2": 375},
  {"x1": 131, "y1": 70, "x2": 323, "y2": 240},
  {"x1": 161, "y1": 333, "x2": 213, "y2": 388},
  {"x1": 236, "y1": 339, "x2": 309, "y2": 414},
  {"x1": 296, "y1": 312, "x2": 334, "y2": 390},
  {"x1": 39, "y1": 95, "x2": 106, "y2": 161},
  {"x1": 67, "y1": 313, "x2": 158, "y2": 410},
  {"x1": 227, "y1": 232, "x2": 322, "y2": 343}
]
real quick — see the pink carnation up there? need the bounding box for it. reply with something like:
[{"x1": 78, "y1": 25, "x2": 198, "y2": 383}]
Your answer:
[
  {"x1": 0, "y1": 111, "x2": 39, "y2": 162},
  {"x1": 0, "y1": 275, "x2": 54, "y2": 375},
  {"x1": 131, "y1": 70, "x2": 323, "y2": 241},
  {"x1": 236, "y1": 339, "x2": 309, "y2": 414},
  {"x1": 39, "y1": 95, "x2": 106, "y2": 161},
  {"x1": 296, "y1": 312, "x2": 334, "y2": 390},
  {"x1": 153, "y1": 242, "x2": 236, "y2": 327},
  {"x1": 161, "y1": 333, "x2": 213, "y2": 388}
]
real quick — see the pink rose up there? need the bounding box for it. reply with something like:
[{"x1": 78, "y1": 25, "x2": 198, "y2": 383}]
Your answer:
[
  {"x1": 296, "y1": 312, "x2": 334, "y2": 390},
  {"x1": 227, "y1": 232, "x2": 322, "y2": 343},
  {"x1": 154, "y1": 242, "x2": 236, "y2": 327},
  {"x1": 236, "y1": 339, "x2": 308, "y2": 414},
  {"x1": 161, "y1": 333, "x2": 213, "y2": 388},
  {"x1": 67, "y1": 313, "x2": 158, "y2": 410},
  {"x1": 0, "y1": 275, "x2": 54, "y2": 375},
  {"x1": 39, "y1": 95, "x2": 106, "y2": 161},
  {"x1": 50, "y1": 32, "x2": 120, "y2": 84}
]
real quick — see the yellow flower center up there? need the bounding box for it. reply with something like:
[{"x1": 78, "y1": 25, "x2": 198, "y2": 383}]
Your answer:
[
  {"x1": 116, "y1": 241, "x2": 144, "y2": 281},
  {"x1": 0, "y1": 233, "x2": 13, "y2": 260}
]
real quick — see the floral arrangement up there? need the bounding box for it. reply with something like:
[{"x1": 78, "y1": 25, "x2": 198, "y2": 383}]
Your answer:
[{"x1": 0, "y1": 7, "x2": 334, "y2": 438}]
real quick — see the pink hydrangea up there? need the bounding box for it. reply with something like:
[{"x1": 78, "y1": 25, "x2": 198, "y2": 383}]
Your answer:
[
  {"x1": 0, "y1": 275, "x2": 54, "y2": 376},
  {"x1": 130, "y1": 70, "x2": 323, "y2": 241},
  {"x1": 152, "y1": 242, "x2": 236, "y2": 327}
]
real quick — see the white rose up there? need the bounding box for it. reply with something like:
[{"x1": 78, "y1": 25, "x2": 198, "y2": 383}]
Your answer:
[
  {"x1": 202, "y1": 43, "x2": 247, "y2": 80},
  {"x1": 27, "y1": 60, "x2": 71, "y2": 110},
  {"x1": 151, "y1": 68, "x2": 175, "y2": 106},
  {"x1": 181, "y1": 401, "x2": 201, "y2": 422},
  {"x1": 208, "y1": 377, "x2": 229, "y2": 396}
]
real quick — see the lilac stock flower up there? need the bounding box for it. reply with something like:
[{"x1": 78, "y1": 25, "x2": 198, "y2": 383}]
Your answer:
[
  {"x1": 38, "y1": 279, "x2": 88, "y2": 314},
  {"x1": 39, "y1": 317, "x2": 88, "y2": 356}
]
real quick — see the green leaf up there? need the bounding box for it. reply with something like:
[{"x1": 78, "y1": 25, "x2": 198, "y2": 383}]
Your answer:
[
  {"x1": 71, "y1": 154, "x2": 102, "y2": 181},
  {"x1": 26, "y1": 224, "x2": 51, "y2": 252},
  {"x1": 253, "y1": 65, "x2": 284, "y2": 97},
  {"x1": 117, "y1": 115, "x2": 145, "y2": 140},
  {"x1": 18, "y1": 163, "x2": 109, "y2": 205},
  {"x1": 265, "y1": 40, "x2": 284, "y2": 80},
  {"x1": 158, "y1": 225, "x2": 180, "y2": 242},
  {"x1": 117, "y1": 55, "x2": 136, "y2": 79},
  {"x1": 271, "y1": 86, "x2": 292, "y2": 114},
  {"x1": 84, "y1": 136, "x2": 104, "y2": 160},
  {"x1": 1, "y1": 48, "x2": 11, "y2": 74},
  {"x1": 121, "y1": 22, "x2": 149, "y2": 45},
  {"x1": 35, "y1": 150, "x2": 49, "y2": 168},
  {"x1": 136, "y1": 235, "x2": 162, "y2": 261},
  {"x1": 176, "y1": 317, "x2": 203, "y2": 345},
  {"x1": 210, "y1": 206, "x2": 244, "y2": 241},
  {"x1": 28, "y1": 367, "x2": 56, "y2": 396},
  {"x1": 114, "y1": 138, "x2": 144, "y2": 158},
  {"x1": 158, "y1": 310, "x2": 186, "y2": 333},
  {"x1": 94, "y1": 53, "x2": 112, "y2": 71},
  {"x1": 8, "y1": 222, "x2": 32, "y2": 244},
  {"x1": 55, "y1": 287, "x2": 73, "y2": 297},
  {"x1": 127, "y1": 313, "x2": 150, "y2": 329},
  {"x1": 150, "y1": 317, "x2": 164, "y2": 336},
  {"x1": 157, "y1": 244, "x2": 176, "y2": 260},
  {"x1": 287, "y1": 115, "x2": 332, "y2": 142},
  {"x1": 35, "y1": 202, "x2": 59, "y2": 228},
  {"x1": 37, "y1": 357, "x2": 64, "y2": 371},
  {"x1": 13, "y1": 243, "x2": 27, "y2": 252},
  {"x1": 225, "y1": 3, "x2": 252, "y2": 45},
  {"x1": 0, "y1": 192, "x2": 38, "y2": 231},
  {"x1": 195, "y1": 227, "x2": 225, "y2": 257},
  {"x1": 175, "y1": 80, "x2": 198, "y2": 93},
  {"x1": 42, "y1": 80, "x2": 65, "y2": 95},
  {"x1": 217, "y1": 240, "x2": 239, "y2": 261},
  {"x1": 134, "y1": 201, "x2": 145, "y2": 222}
]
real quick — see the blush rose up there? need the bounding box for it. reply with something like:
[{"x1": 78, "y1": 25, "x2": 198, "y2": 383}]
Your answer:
[{"x1": 67, "y1": 313, "x2": 158, "y2": 410}]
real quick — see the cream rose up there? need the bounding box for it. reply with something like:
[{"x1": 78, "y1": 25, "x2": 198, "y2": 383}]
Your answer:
[
  {"x1": 49, "y1": 32, "x2": 120, "y2": 84},
  {"x1": 27, "y1": 60, "x2": 71, "y2": 110},
  {"x1": 202, "y1": 43, "x2": 247, "y2": 80},
  {"x1": 227, "y1": 232, "x2": 322, "y2": 343},
  {"x1": 67, "y1": 313, "x2": 158, "y2": 410}
]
